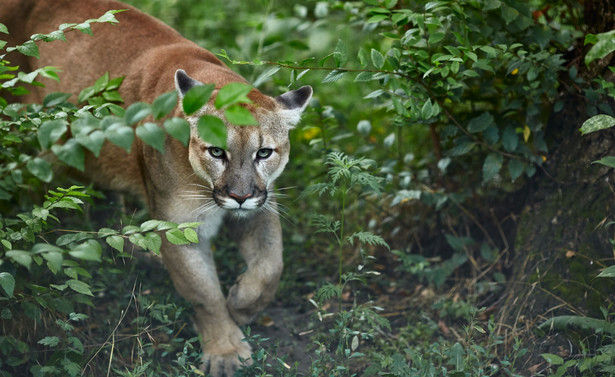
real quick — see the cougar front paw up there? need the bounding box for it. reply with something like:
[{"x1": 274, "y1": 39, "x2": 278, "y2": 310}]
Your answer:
[
  {"x1": 201, "y1": 342, "x2": 252, "y2": 377},
  {"x1": 226, "y1": 282, "x2": 267, "y2": 325}
]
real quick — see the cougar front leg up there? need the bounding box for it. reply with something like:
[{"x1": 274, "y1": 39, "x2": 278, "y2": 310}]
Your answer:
[
  {"x1": 226, "y1": 210, "x2": 284, "y2": 325},
  {"x1": 160, "y1": 240, "x2": 251, "y2": 376}
]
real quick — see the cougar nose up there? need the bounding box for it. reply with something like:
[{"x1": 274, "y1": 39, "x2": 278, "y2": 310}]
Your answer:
[{"x1": 229, "y1": 192, "x2": 253, "y2": 204}]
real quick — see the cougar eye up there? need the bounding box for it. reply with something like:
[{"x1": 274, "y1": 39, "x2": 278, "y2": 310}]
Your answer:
[
  {"x1": 256, "y1": 148, "x2": 273, "y2": 160},
  {"x1": 208, "y1": 147, "x2": 225, "y2": 159}
]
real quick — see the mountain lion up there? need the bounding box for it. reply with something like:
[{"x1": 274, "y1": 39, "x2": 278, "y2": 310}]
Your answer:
[{"x1": 0, "y1": 0, "x2": 312, "y2": 375}]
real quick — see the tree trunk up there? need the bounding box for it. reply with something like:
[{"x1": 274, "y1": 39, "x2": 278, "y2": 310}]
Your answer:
[{"x1": 497, "y1": 92, "x2": 615, "y2": 368}]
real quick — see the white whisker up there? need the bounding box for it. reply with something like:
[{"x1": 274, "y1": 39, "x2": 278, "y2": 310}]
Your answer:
[
  {"x1": 263, "y1": 197, "x2": 292, "y2": 224},
  {"x1": 187, "y1": 183, "x2": 213, "y2": 190},
  {"x1": 275, "y1": 186, "x2": 296, "y2": 192},
  {"x1": 194, "y1": 200, "x2": 220, "y2": 217},
  {"x1": 183, "y1": 195, "x2": 211, "y2": 200}
]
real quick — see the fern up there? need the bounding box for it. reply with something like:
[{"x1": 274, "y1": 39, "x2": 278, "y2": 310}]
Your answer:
[
  {"x1": 311, "y1": 214, "x2": 340, "y2": 235},
  {"x1": 347, "y1": 231, "x2": 389, "y2": 250},
  {"x1": 302, "y1": 182, "x2": 334, "y2": 197},
  {"x1": 315, "y1": 282, "x2": 341, "y2": 304}
]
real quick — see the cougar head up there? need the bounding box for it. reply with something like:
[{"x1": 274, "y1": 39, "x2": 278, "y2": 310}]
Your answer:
[{"x1": 175, "y1": 69, "x2": 312, "y2": 217}]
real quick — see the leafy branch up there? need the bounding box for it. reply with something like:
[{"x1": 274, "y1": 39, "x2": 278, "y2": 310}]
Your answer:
[{"x1": 1, "y1": 10, "x2": 126, "y2": 61}]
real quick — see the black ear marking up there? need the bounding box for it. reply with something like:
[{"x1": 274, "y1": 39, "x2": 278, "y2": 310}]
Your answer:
[
  {"x1": 175, "y1": 69, "x2": 203, "y2": 97},
  {"x1": 276, "y1": 85, "x2": 313, "y2": 111}
]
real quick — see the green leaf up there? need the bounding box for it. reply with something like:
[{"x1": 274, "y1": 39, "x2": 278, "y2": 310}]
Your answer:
[
  {"x1": 16, "y1": 40, "x2": 39, "y2": 58},
  {"x1": 483, "y1": 0, "x2": 501, "y2": 11},
  {"x1": 354, "y1": 72, "x2": 374, "y2": 82},
  {"x1": 42, "y1": 251, "x2": 63, "y2": 275},
  {"x1": 78, "y1": 86, "x2": 96, "y2": 103},
  {"x1": 428, "y1": 32, "x2": 445, "y2": 45},
  {"x1": 128, "y1": 233, "x2": 147, "y2": 250},
  {"x1": 38, "y1": 336, "x2": 60, "y2": 347},
  {"x1": 144, "y1": 232, "x2": 162, "y2": 254},
  {"x1": 55, "y1": 232, "x2": 90, "y2": 246},
  {"x1": 105, "y1": 235, "x2": 125, "y2": 253},
  {"x1": 580, "y1": 114, "x2": 615, "y2": 135},
  {"x1": 215, "y1": 82, "x2": 253, "y2": 109},
  {"x1": 75, "y1": 130, "x2": 105, "y2": 157},
  {"x1": 6, "y1": 250, "x2": 32, "y2": 269},
  {"x1": 139, "y1": 220, "x2": 163, "y2": 232},
  {"x1": 66, "y1": 279, "x2": 93, "y2": 296},
  {"x1": 38, "y1": 119, "x2": 68, "y2": 149},
  {"x1": 122, "y1": 225, "x2": 141, "y2": 235},
  {"x1": 98, "y1": 228, "x2": 118, "y2": 237},
  {"x1": 357, "y1": 48, "x2": 368, "y2": 68},
  {"x1": 102, "y1": 90, "x2": 123, "y2": 103},
  {"x1": 51, "y1": 139, "x2": 85, "y2": 171},
  {"x1": 225, "y1": 105, "x2": 258, "y2": 126},
  {"x1": 500, "y1": 4, "x2": 519, "y2": 24},
  {"x1": 62, "y1": 358, "x2": 81, "y2": 377},
  {"x1": 105, "y1": 123, "x2": 134, "y2": 152},
  {"x1": 68, "y1": 335, "x2": 84, "y2": 353},
  {"x1": 43, "y1": 92, "x2": 72, "y2": 107},
  {"x1": 483, "y1": 126, "x2": 499, "y2": 145},
  {"x1": 125, "y1": 102, "x2": 151, "y2": 125},
  {"x1": 540, "y1": 315, "x2": 615, "y2": 336},
  {"x1": 152, "y1": 91, "x2": 178, "y2": 119},
  {"x1": 0, "y1": 272, "x2": 15, "y2": 297},
  {"x1": 334, "y1": 39, "x2": 348, "y2": 67},
  {"x1": 367, "y1": 14, "x2": 387, "y2": 23},
  {"x1": 178, "y1": 222, "x2": 201, "y2": 229},
  {"x1": 501, "y1": 126, "x2": 519, "y2": 152},
  {"x1": 164, "y1": 117, "x2": 190, "y2": 146},
  {"x1": 183, "y1": 228, "x2": 199, "y2": 244},
  {"x1": 467, "y1": 112, "x2": 494, "y2": 133},
  {"x1": 508, "y1": 159, "x2": 525, "y2": 181},
  {"x1": 136, "y1": 122, "x2": 166, "y2": 153},
  {"x1": 421, "y1": 100, "x2": 434, "y2": 119},
  {"x1": 93, "y1": 72, "x2": 109, "y2": 92},
  {"x1": 252, "y1": 66, "x2": 281, "y2": 88},
  {"x1": 479, "y1": 45, "x2": 498, "y2": 58},
  {"x1": 445, "y1": 234, "x2": 474, "y2": 252},
  {"x1": 166, "y1": 228, "x2": 190, "y2": 245},
  {"x1": 96, "y1": 9, "x2": 124, "y2": 24},
  {"x1": 27, "y1": 157, "x2": 53, "y2": 182},
  {"x1": 448, "y1": 140, "x2": 475, "y2": 156},
  {"x1": 71, "y1": 113, "x2": 100, "y2": 136},
  {"x1": 584, "y1": 30, "x2": 615, "y2": 65},
  {"x1": 483, "y1": 153, "x2": 503, "y2": 182},
  {"x1": 106, "y1": 76, "x2": 125, "y2": 90},
  {"x1": 73, "y1": 22, "x2": 93, "y2": 35},
  {"x1": 322, "y1": 70, "x2": 346, "y2": 83},
  {"x1": 371, "y1": 49, "x2": 385, "y2": 69},
  {"x1": 182, "y1": 84, "x2": 215, "y2": 115},
  {"x1": 592, "y1": 156, "x2": 615, "y2": 168},
  {"x1": 68, "y1": 240, "x2": 102, "y2": 262},
  {"x1": 197, "y1": 115, "x2": 227, "y2": 149},
  {"x1": 541, "y1": 353, "x2": 564, "y2": 366},
  {"x1": 598, "y1": 265, "x2": 615, "y2": 278},
  {"x1": 465, "y1": 51, "x2": 478, "y2": 62}
]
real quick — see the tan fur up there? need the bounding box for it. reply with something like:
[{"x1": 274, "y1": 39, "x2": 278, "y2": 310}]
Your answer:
[{"x1": 0, "y1": 1, "x2": 311, "y2": 376}]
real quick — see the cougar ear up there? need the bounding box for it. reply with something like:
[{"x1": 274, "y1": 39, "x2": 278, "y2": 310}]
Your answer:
[
  {"x1": 175, "y1": 69, "x2": 203, "y2": 98},
  {"x1": 276, "y1": 85, "x2": 313, "y2": 112}
]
